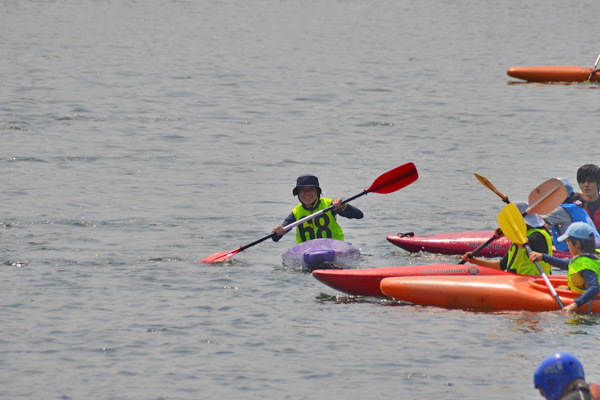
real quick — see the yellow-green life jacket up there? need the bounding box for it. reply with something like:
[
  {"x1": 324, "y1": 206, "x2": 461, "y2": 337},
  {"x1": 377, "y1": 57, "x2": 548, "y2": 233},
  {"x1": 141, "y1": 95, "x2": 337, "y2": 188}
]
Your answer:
[
  {"x1": 292, "y1": 198, "x2": 344, "y2": 243},
  {"x1": 568, "y1": 254, "x2": 600, "y2": 293},
  {"x1": 506, "y1": 228, "x2": 553, "y2": 275}
]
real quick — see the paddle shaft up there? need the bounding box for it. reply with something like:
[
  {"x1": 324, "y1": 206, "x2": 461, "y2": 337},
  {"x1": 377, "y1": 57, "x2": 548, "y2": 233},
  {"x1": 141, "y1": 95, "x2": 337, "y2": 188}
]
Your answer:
[
  {"x1": 458, "y1": 174, "x2": 511, "y2": 264},
  {"x1": 239, "y1": 191, "x2": 368, "y2": 252},
  {"x1": 523, "y1": 243, "x2": 564, "y2": 309},
  {"x1": 587, "y1": 53, "x2": 600, "y2": 81},
  {"x1": 457, "y1": 235, "x2": 498, "y2": 264},
  {"x1": 474, "y1": 173, "x2": 509, "y2": 204}
]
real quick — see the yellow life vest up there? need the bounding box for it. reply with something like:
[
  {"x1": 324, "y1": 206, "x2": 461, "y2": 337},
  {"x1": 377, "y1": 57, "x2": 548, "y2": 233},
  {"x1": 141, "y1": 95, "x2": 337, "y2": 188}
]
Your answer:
[
  {"x1": 506, "y1": 228, "x2": 553, "y2": 275},
  {"x1": 567, "y1": 254, "x2": 600, "y2": 293},
  {"x1": 292, "y1": 198, "x2": 344, "y2": 243}
]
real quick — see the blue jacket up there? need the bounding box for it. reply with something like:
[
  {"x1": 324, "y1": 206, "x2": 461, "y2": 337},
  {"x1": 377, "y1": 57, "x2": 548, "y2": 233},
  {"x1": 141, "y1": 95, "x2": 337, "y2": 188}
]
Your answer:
[{"x1": 551, "y1": 203, "x2": 599, "y2": 252}]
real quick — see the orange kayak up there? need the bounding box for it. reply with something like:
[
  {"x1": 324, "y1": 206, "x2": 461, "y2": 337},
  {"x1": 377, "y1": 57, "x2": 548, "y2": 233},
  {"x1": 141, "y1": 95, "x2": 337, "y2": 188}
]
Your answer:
[
  {"x1": 507, "y1": 66, "x2": 600, "y2": 83},
  {"x1": 312, "y1": 264, "x2": 511, "y2": 297},
  {"x1": 380, "y1": 275, "x2": 600, "y2": 312}
]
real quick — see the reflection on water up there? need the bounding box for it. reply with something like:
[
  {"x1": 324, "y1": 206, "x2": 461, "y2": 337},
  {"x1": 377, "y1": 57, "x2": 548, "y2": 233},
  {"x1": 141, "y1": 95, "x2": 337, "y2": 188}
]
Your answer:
[
  {"x1": 506, "y1": 313, "x2": 544, "y2": 333},
  {"x1": 507, "y1": 81, "x2": 600, "y2": 88},
  {"x1": 315, "y1": 292, "x2": 407, "y2": 306},
  {"x1": 566, "y1": 314, "x2": 600, "y2": 326}
]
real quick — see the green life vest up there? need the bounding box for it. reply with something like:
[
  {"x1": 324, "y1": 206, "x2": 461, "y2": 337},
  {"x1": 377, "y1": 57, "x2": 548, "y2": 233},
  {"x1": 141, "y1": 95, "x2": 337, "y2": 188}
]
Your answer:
[
  {"x1": 506, "y1": 228, "x2": 553, "y2": 275},
  {"x1": 567, "y1": 254, "x2": 600, "y2": 293},
  {"x1": 292, "y1": 198, "x2": 344, "y2": 244}
]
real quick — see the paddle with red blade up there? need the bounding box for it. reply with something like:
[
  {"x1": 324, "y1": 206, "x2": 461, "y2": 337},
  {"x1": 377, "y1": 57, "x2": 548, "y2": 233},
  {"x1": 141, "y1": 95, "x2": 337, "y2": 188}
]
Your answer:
[
  {"x1": 497, "y1": 202, "x2": 564, "y2": 309},
  {"x1": 459, "y1": 177, "x2": 567, "y2": 264},
  {"x1": 198, "y1": 162, "x2": 419, "y2": 264}
]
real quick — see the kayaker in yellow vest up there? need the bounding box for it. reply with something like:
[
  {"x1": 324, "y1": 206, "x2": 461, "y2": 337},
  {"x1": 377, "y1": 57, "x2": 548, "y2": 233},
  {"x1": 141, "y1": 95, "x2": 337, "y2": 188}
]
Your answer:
[
  {"x1": 461, "y1": 201, "x2": 553, "y2": 275},
  {"x1": 272, "y1": 175, "x2": 363, "y2": 243},
  {"x1": 529, "y1": 221, "x2": 600, "y2": 313}
]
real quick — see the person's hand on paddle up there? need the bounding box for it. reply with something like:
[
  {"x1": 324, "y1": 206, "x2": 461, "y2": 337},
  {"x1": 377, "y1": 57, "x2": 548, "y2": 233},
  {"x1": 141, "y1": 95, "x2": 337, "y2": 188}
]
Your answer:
[
  {"x1": 562, "y1": 302, "x2": 579, "y2": 314},
  {"x1": 273, "y1": 225, "x2": 286, "y2": 236},
  {"x1": 493, "y1": 227, "x2": 504, "y2": 238},
  {"x1": 529, "y1": 251, "x2": 543, "y2": 263},
  {"x1": 461, "y1": 252, "x2": 474, "y2": 263},
  {"x1": 332, "y1": 197, "x2": 345, "y2": 210}
]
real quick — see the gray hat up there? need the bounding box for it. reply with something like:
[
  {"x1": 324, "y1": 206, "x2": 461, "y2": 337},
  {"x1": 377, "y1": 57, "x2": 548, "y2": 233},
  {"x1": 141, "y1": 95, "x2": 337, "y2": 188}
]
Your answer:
[
  {"x1": 293, "y1": 175, "x2": 322, "y2": 196},
  {"x1": 514, "y1": 201, "x2": 545, "y2": 228}
]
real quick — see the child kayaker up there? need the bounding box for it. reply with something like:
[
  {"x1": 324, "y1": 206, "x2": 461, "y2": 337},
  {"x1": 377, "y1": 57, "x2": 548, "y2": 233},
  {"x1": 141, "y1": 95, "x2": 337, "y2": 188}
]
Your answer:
[
  {"x1": 534, "y1": 352, "x2": 600, "y2": 400},
  {"x1": 574, "y1": 164, "x2": 600, "y2": 232},
  {"x1": 461, "y1": 201, "x2": 553, "y2": 275},
  {"x1": 272, "y1": 175, "x2": 363, "y2": 243},
  {"x1": 529, "y1": 222, "x2": 600, "y2": 313},
  {"x1": 542, "y1": 178, "x2": 600, "y2": 252}
]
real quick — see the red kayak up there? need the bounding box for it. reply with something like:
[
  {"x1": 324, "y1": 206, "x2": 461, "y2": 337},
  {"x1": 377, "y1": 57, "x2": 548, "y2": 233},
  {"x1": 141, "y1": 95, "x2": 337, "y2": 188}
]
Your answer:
[
  {"x1": 380, "y1": 275, "x2": 599, "y2": 313},
  {"x1": 507, "y1": 66, "x2": 600, "y2": 83},
  {"x1": 387, "y1": 231, "x2": 571, "y2": 259},
  {"x1": 312, "y1": 264, "x2": 512, "y2": 297}
]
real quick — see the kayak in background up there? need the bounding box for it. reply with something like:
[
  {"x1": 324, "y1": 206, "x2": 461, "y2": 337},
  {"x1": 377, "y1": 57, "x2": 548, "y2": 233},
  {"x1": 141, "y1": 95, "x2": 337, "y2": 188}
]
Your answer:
[
  {"x1": 507, "y1": 66, "x2": 600, "y2": 83},
  {"x1": 386, "y1": 231, "x2": 571, "y2": 259},
  {"x1": 380, "y1": 275, "x2": 599, "y2": 313},
  {"x1": 282, "y1": 238, "x2": 360, "y2": 272},
  {"x1": 312, "y1": 264, "x2": 512, "y2": 297}
]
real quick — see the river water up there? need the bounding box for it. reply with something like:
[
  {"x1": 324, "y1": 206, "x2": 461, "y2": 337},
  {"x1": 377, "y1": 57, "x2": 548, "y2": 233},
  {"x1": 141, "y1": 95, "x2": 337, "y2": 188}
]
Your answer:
[{"x1": 1, "y1": 0, "x2": 599, "y2": 399}]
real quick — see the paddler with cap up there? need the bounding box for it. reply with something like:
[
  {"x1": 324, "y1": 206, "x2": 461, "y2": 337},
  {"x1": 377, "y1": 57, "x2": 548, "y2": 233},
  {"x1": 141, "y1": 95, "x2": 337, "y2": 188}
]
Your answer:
[
  {"x1": 272, "y1": 175, "x2": 363, "y2": 243},
  {"x1": 529, "y1": 222, "x2": 600, "y2": 313},
  {"x1": 461, "y1": 201, "x2": 553, "y2": 275}
]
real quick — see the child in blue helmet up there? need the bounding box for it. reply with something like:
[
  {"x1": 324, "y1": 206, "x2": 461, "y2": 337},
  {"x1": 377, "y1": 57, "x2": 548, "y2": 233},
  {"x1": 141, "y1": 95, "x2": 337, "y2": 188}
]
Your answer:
[
  {"x1": 272, "y1": 175, "x2": 363, "y2": 243},
  {"x1": 534, "y1": 353, "x2": 600, "y2": 400},
  {"x1": 529, "y1": 222, "x2": 600, "y2": 313}
]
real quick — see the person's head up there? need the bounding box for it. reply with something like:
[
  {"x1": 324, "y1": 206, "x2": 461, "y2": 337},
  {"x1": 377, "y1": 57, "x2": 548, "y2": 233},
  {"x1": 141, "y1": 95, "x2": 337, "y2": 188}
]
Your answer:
[
  {"x1": 534, "y1": 353, "x2": 585, "y2": 400},
  {"x1": 293, "y1": 175, "x2": 321, "y2": 205},
  {"x1": 557, "y1": 222, "x2": 596, "y2": 255},
  {"x1": 576, "y1": 164, "x2": 600, "y2": 202},
  {"x1": 558, "y1": 178, "x2": 574, "y2": 202},
  {"x1": 515, "y1": 201, "x2": 545, "y2": 228}
]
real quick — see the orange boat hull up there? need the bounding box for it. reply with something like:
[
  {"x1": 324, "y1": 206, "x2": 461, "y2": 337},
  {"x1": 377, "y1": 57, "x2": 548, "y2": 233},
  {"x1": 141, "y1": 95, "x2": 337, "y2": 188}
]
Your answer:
[
  {"x1": 507, "y1": 66, "x2": 600, "y2": 82},
  {"x1": 312, "y1": 264, "x2": 511, "y2": 297},
  {"x1": 380, "y1": 275, "x2": 600, "y2": 312}
]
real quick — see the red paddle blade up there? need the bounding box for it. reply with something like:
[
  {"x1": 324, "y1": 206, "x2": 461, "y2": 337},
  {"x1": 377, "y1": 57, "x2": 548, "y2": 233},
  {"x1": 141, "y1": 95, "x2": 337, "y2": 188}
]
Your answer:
[
  {"x1": 196, "y1": 248, "x2": 242, "y2": 264},
  {"x1": 366, "y1": 162, "x2": 418, "y2": 194}
]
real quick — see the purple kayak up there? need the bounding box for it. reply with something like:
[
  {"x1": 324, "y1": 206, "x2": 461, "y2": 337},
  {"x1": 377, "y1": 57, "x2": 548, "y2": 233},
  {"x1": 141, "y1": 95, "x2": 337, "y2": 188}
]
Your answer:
[{"x1": 281, "y1": 238, "x2": 360, "y2": 271}]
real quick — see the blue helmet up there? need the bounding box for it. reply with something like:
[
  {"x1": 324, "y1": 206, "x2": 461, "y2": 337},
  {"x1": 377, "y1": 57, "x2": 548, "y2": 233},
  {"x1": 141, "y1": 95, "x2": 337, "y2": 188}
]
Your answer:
[{"x1": 534, "y1": 353, "x2": 585, "y2": 400}]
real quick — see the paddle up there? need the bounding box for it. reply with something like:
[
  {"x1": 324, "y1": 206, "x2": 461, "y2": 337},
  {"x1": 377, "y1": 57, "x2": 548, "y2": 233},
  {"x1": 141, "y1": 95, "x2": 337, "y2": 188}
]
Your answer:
[
  {"x1": 458, "y1": 177, "x2": 567, "y2": 264},
  {"x1": 198, "y1": 162, "x2": 419, "y2": 264},
  {"x1": 457, "y1": 174, "x2": 511, "y2": 264},
  {"x1": 586, "y1": 53, "x2": 600, "y2": 82},
  {"x1": 474, "y1": 173, "x2": 510, "y2": 204},
  {"x1": 497, "y1": 202, "x2": 564, "y2": 309}
]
